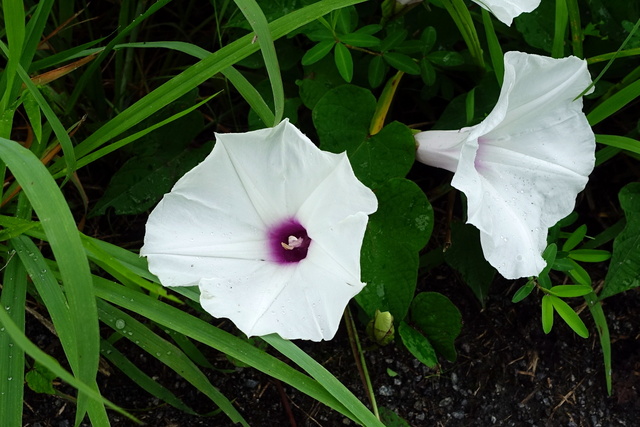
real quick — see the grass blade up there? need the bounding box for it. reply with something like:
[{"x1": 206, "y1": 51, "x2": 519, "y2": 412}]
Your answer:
[
  {"x1": 0, "y1": 251, "x2": 27, "y2": 426},
  {"x1": 481, "y1": 8, "x2": 504, "y2": 85},
  {"x1": 61, "y1": 0, "x2": 366, "y2": 170},
  {"x1": 234, "y1": 0, "x2": 284, "y2": 124},
  {"x1": 92, "y1": 277, "x2": 361, "y2": 423},
  {"x1": 97, "y1": 300, "x2": 248, "y2": 426},
  {"x1": 588, "y1": 78, "x2": 640, "y2": 126},
  {"x1": 113, "y1": 41, "x2": 275, "y2": 129},
  {"x1": 0, "y1": 137, "x2": 103, "y2": 424},
  {"x1": 264, "y1": 334, "x2": 385, "y2": 427},
  {"x1": 0, "y1": 306, "x2": 139, "y2": 424}
]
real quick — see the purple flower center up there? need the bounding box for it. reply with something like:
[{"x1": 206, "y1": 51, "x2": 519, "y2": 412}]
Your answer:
[{"x1": 268, "y1": 218, "x2": 311, "y2": 264}]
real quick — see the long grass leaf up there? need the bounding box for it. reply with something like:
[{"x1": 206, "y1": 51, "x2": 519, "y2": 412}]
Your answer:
[
  {"x1": 92, "y1": 277, "x2": 360, "y2": 422},
  {"x1": 114, "y1": 41, "x2": 275, "y2": 126},
  {"x1": 64, "y1": 0, "x2": 366, "y2": 167},
  {"x1": 97, "y1": 300, "x2": 248, "y2": 426},
  {"x1": 65, "y1": 0, "x2": 172, "y2": 112},
  {"x1": 0, "y1": 138, "x2": 103, "y2": 423},
  {"x1": 264, "y1": 335, "x2": 385, "y2": 427},
  {"x1": 0, "y1": 43, "x2": 77, "y2": 177},
  {"x1": 21, "y1": 0, "x2": 55, "y2": 67},
  {"x1": 481, "y1": 8, "x2": 504, "y2": 85},
  {"x1": 0, "y1": 0, "x2": 25, "y2": 115},
  {"x1": 0, "y1": 306, "x2": 139, "y2": 423},
  {"x1": 588, "y1": 79, "x2": 640, "y2": 126},
  {"x1": 0, "y1": 252, "x2": 27, "y2": 426},
  {"x1": 234, "y1": 0, "x2": 284, "y2": 124},
  {"x1": 584, "y1": 292, "x2": 612, "y2": 395},
  {"x1": 596, "y1": 134, "x2": 640, "y2": 155},
  {"x1": 99, "y1": 340, "x2": 199, "y2": 415},
  {"x1": 552, "y1": 0, "x2": 568, "y2": 58}
]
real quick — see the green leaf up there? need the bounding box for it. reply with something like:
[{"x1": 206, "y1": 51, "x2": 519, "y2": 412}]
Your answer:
[
  {"x1": 383, "y1": 52, "x2": 420, "y2": 75},
  {"x1": 334, "y1": 42, "x2": 353, "y2": 82},
  {"x1": 379, "y1": 406, "x2": 411, "y2": 427},
  {"x1": 313, "y1": 85, "x2": 376, "y2": 153},
  {"x1": 538, "y1": 243, "x2": 558, "y2": 289},
  {"x1": 302, "y1": 40, "x2": 336, "y2": 66},
  {"x1": 339, "y1": 33, "x2": 380, "y2": 47},
  {"x1": 97, "y1": 300, "x2": 247, "y2": 425},
  {"x1": 350, "y1": 122, "x2": 416, "y2": 188},
  {"x1": 444, "y1": 223, "x2": 496, "y2": 307},
  {"x1": 549, "y1": 284, "x2": 593, "y2": 298},
  {"x1": 409, "y1": 292, "x2": 462, "y2": 362},
  {"x1": 595, "y1": 134, "x2": 640, "y2": 156},
  {"x1": 357, "y1": 179, "x2": 433, "y2": 321},
  {"x1": 584, "y1": 291, "x2": 612, "y2": 395},
  {"x1": 368, "y1": 55, "x2": 387, "y2": 88},
  {"x1": 92, "y1": 278, "x2": 370, "y2": 425},
  {"x1": 588, "y1": 79, "x2": 640, "y2": 126},
  {"x1": 90, "y1": 112, "x2": 208, "y2": 216},
  {"x1": 0, "y1": 138, "x2": 105, "y2": 422},
  {"x1": 568, "y1": 249, "x2": 611, "y2": 263},
  {"x1": 420, "y1": 58, "x2": 436, "y2": 86},
  {"x1": 541, "y1": 294, "x2": 554, "y2": 334},
  {"x1": 562, "y1": 224, "x2": 587, "y2": 251},
  {"x1": 233, "y1": 0, "x2": 284, "y2": 124},
  {"x1": 512, "y1": 279, "x2": 536, "y2": 303},
  {"x1": 549, "y1": 295, "x2": 589, "y2": 338},
  {"x1": 0, "y1": 253, "x2": 27, "y2": 426},
  {"x1": 601, "y1": 182, "x2": 640, "y2": 298},
  {"x1": 298, "y1": 55, "x2": 344, "y2": 110},
  {"x1": 398, "y1": 322, "x2": 438, "y2": 367},
  {"x1": 60, "y1": 0, "x2": 368, "y2": 172},
  {"x1": 426, "y1": 51, "x2": 464, "y2": 67},
  {"x1": 420, "y1": 27, "x2": 437, "y2": 54},
  {"x1": 26, "y1": 362, "x2": 57, "y2": 395},
  {"x1": 481, "y1": 8, "x2": 504, "y2": 85},
  {"x1": 514, "y1": 0, "x2": 554, "y2": 53},
  {"x1": 379, "y1": 29, "x2": 407, "y2": 51}
]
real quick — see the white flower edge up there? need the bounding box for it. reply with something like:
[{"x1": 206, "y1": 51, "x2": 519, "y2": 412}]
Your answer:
[
  {"x1": 142, "y1": 120, "x2": 378, "y2": 341},
  {"x1": 472, "y1": 0, "x2": 540, "y2": 26},
  {"x1": 416, "y1": 52, "x2": 595, "y2": 279}
]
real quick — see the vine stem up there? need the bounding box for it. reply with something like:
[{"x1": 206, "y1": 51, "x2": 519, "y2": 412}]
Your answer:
[{"x1": 344, "y1": 306, "x2": 380, "y2": 420}]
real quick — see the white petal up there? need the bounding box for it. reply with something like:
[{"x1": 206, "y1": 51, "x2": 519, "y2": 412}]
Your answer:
[
  {"x1": 297, "y1": 155, "x2": 377, "y2": 235},
  {"x1": 141, "y1": 140, "x2": 269, "y2": 286},
  {"x1": 199, "y1": 214, "x2": 370, "y2": 341},
  {"x1": 451, "y1": 52, "x2": 595, "y2": 278},
  {"x1": 415, "y1": 129, "x2": 471, "y2": 173},
  {"x1": 471, "y1": 0, "x2": 540, "y2": 26},
  {"x1": 142, "y1": 119, "x2": 378, "y2": 340},
  {"x1": 215, "y1": 119, "x2": 361, "y2": 224}
]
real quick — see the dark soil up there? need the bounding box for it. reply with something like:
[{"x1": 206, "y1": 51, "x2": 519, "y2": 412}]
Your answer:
[{"x1": 21, "y1": 269, "x2": 640, "y2": 427}]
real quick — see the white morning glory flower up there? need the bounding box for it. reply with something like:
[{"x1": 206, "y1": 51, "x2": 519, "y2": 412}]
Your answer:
[
  {"x1": 472, "y1": 0, "x2": 540, "y2": 26},
  {"x1": 415, "y1": 51, "x2": 595, "y2": 279},
  {"x1": 141, "y1": 119, "x2": 377, "y2": 341}
]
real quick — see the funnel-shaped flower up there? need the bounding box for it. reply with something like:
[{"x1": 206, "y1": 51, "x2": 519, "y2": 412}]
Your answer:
[
  {"x1": 142, "y1": 120, "x2": 377, "y2": 341},
  {"x1": 416, "y1": 51, "x2": 595, "y2": 279},
  {"x1": 472, "y1": 0, "x2": 540, "y2": 26}
]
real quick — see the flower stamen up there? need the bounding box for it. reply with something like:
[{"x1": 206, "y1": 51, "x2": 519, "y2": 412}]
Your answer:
[{"x1": 281, "y1": 235, "x2": 304, "y2": 250}]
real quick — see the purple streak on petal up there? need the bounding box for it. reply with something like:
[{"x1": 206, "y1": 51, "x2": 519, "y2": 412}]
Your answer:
[
  {"x1": 268, "y1": 218, "x2": 312, "y2": 264},
  {"x1": 474, "y1": 137, "x2": 489, "y2": 172}
]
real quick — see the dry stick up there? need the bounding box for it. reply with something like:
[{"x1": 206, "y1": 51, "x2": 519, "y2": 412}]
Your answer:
[
  {"x1": 344, "y1": 306, "x2": 380, "y2": 420},
  {"x1": 274, "y1": 379, "x2": 297, "y2": 427}
]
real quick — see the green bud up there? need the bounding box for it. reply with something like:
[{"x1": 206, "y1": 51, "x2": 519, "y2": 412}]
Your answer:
[{"x1": 366, "y1": 310, "x2": 395, "y2": 346}]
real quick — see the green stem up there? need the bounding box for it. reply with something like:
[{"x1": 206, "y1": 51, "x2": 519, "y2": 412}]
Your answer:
[{"x1": 344, "y1": 307, "x2": 380, "y2": 420}]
